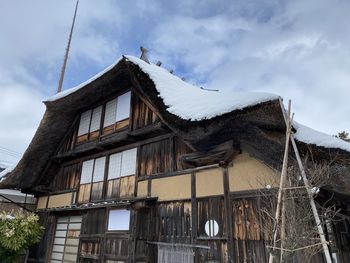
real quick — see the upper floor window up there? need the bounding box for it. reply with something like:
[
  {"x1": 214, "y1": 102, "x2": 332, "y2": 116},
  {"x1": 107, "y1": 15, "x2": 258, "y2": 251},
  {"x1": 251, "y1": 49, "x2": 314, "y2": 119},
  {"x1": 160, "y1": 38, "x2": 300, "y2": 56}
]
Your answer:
[
  {"x1": 77, "y1": 91, "x2": 131, "y2": 143},
  {"x1": 77, "y1": 147, "x2": 137, "y2": 203}
]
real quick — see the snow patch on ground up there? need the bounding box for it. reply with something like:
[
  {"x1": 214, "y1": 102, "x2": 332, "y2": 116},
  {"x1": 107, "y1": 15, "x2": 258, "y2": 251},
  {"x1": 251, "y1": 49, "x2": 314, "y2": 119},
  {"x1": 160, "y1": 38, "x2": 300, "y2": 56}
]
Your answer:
[
  {"x1": 125, "y1": 56, "x2": 279, "y2": 120},
  {"x1": 294, "y1": 122, "x2": 350, "y2": 152}
]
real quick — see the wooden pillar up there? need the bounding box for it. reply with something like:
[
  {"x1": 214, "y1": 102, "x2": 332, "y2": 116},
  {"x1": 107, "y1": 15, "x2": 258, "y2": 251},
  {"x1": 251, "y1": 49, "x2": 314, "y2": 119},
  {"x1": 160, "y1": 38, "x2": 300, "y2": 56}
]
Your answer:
[
  {"x1": 223, "y1": 166, "x2": 234, "y2": 262},
  {"x1": 191, "y1": 172, "x2": 197, "y2": 243}
]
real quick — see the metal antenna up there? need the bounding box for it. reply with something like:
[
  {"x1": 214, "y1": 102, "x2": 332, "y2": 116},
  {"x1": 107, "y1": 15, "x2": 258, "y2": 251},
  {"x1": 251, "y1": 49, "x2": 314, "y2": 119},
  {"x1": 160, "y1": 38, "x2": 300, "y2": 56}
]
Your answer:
[{"x1": 57, "y1": 0, "x2": 80, "y2": 94}]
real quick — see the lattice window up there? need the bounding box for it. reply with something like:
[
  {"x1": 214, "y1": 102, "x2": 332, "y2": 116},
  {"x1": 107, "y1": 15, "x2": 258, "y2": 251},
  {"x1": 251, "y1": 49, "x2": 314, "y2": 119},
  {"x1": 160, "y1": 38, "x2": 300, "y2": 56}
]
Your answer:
[
  {"x1": 50, "y1": 215, "x2": 82, "y2": 263},
  {"x1": 157, "y1": 243, "x2": 194, "y2": 263}
]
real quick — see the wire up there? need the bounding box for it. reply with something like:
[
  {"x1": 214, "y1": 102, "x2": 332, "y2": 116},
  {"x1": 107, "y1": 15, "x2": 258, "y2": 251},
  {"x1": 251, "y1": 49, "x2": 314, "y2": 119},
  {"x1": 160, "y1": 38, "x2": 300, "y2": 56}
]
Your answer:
[{"x1": 0, "y1": 146, "x2": 22, "y2": 158}]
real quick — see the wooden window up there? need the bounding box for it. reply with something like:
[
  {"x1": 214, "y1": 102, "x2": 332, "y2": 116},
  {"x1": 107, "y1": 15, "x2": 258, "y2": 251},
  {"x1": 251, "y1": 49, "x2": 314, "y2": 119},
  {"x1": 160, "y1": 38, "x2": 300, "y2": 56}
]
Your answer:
[
  {"x1": 104, "y1": 99, "x2": 117, "y2": 127},
  {"x1": 106, "y1": 148, "x2": 137, "y2": 199},
  {"x1": 80, "y1": 160, "x2": 94, "y2": 184},
  {"x1": 90, "y1": 106, "x2": 102, "y2": 132},
  {"x1": 50, "y1": 215, "x2": 82, "y2": 263},
  {"x1": 77, "y1": 110, "x2": 92, "y2": 137},
  {"x1": 197, "y1": 197, "x2": 226, "y2": 238},
  {"x1": 78, "y1": 157, "x2": 106, "y2": 203},
  {"x1": 108, "y1": 148, "x2": 137, "y2": 179},
  {"x1": 116, "y1": 91, "x2": 131, "y2": 122},
  {"x1": 107, "y1": 209, "x2": 130, "y2": 231},
  {"x1": 103, "y1": 91, "x2": 131, "y2": 135},
  {"x1": 77, "y1": 105, "x2": 103, "y2": 143}
]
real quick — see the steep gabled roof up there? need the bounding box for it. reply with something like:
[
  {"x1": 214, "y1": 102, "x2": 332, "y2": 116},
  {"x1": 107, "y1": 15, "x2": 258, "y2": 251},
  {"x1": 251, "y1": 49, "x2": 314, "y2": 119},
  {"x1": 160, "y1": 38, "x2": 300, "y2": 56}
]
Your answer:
[{"x1": 1, "y1": 55, "x2": 349, "y2": 193}]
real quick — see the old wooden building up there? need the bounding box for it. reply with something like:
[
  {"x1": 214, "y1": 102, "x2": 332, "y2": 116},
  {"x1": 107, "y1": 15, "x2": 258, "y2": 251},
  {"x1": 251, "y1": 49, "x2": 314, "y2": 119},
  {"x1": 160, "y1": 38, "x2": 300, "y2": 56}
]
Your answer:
[{"x1": 1, "y1": 55, "x2": 350, "y2": 263}]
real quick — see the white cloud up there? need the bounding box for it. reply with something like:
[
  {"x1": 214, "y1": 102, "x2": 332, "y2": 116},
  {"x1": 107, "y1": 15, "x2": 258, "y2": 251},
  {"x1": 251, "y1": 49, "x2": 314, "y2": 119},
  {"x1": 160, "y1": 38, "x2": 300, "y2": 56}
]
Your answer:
[
  {"x1": 0, "y1": 73, "x2": 45, "y2": 166},
  {"x1": 147, "y1": 0, "x2": 350, "y2": 135}
]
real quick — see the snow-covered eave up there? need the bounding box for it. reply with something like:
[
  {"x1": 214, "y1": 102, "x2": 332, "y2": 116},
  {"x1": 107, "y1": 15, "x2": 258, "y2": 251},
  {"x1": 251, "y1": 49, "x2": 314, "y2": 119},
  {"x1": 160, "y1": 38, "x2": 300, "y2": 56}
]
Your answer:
[
  {"x1": 44, "y1": 55, "x2": 279, "y2": 121},
  {"x1": 293, "y1": 122, "x2": 350, "y2": 153},
  {"x1": 0, "y1": 166, "x2": 15, "y2": 183},
  {"x1": 45, "y1": 57, "x2": 124, "y2": 102}
]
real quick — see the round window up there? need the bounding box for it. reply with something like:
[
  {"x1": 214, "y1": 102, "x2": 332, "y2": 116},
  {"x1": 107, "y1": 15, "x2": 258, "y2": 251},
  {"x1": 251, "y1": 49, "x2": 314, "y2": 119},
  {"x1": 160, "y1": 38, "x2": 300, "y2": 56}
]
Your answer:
[{"x1": 205, "y1": 219, "x2": 219, "y2": 237}]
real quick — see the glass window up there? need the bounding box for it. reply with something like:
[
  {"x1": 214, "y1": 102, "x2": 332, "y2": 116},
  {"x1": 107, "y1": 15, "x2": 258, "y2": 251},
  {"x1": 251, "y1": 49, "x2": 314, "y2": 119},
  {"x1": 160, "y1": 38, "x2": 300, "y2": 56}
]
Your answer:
[{"x1": 107, "y1": 209, "x2": 130, "y2": 231}]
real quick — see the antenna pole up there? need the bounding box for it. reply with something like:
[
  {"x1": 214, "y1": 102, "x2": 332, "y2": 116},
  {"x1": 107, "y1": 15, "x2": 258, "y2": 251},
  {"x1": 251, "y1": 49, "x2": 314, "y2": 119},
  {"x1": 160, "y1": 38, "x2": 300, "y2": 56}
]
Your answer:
[{"x1": 57, "y1": 0, "x2": 79, "y2": 94}]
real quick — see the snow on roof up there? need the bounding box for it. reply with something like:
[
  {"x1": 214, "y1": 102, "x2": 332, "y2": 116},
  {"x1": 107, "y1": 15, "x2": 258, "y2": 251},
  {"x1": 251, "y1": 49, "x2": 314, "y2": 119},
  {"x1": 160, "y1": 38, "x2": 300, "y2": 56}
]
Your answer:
[
  {"x1": 45, "y1": 60, "x2": 120, "y2": 102},
  {"x1": 0, "y1": 165, "x2": 14, "y2": 183},
  {"x1": 125, "y1": 56, "x2": 278, "y2": 120},
  {"x1": 45, "y1": 55, "x2": 279, "y2": 120},
  {"x1": 293, "y1": 122, "x2": 350, "y2": 152}
]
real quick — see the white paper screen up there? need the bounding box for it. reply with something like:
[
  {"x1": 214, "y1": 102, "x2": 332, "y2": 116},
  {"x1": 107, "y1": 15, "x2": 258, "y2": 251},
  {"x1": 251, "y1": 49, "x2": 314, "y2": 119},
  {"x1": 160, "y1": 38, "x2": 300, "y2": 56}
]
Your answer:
[
  {"x1": 108, "y1": 209, "x2": 130, "y2": 230},
  {"x1": 77, "y1": 110, "x2": 91, "y2": 136},
  {"x1": 80, "y1": 160, "x2": 94, "y2": 184},
  {"x1": 120, "y1": 148, "x2": 137, "y2": 177},
  {"x1": 116, "y1": 91, "x2": 131, "y2": 122},
  {"x1": 103, "y1": 99, "x2": 117, "y2": 127},
  {"x1": 92, "y1": 157, "x2": 106, "y2": 182},
  {"x1": 90, "y1": 106, "x2": 102, "y2": 132},
  {"x1": 108, "y1": 153, "x2": 122, "y2": 179}
]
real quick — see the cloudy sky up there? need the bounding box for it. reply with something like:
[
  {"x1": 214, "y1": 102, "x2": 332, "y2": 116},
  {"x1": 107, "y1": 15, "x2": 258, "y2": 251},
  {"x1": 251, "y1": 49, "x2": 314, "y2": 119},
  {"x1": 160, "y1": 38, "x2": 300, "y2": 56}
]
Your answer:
[{"x1": 0, "y1": 0, "x2": 349, "y2": 166}]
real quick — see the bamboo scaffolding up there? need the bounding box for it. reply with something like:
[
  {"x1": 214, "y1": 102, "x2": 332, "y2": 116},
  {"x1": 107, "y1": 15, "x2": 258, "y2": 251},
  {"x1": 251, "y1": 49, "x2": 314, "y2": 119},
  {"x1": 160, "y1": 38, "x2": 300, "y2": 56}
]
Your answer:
[{"x1": 278, "y1": 98, "x2": 332, "y2": 263}]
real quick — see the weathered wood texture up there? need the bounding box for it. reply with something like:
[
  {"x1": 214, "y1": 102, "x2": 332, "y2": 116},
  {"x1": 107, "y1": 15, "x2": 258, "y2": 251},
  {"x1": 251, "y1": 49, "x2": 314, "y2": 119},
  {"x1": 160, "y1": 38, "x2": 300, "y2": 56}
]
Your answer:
[
  {"x1": 80, "y1": 208, "x2": 105, "y2": 262},
  {"x1": 139, "y1": 139, "x2": 172, "y2": 176},
  {"x1": 27, "y1": 212, "x2": 55, "y2": 263},
  {"x1": 51, "y1": 163, "x2": 80, "y2": 191},
  {"x1": 131, "y1": 94, "x2": 159, "y2": 130}
]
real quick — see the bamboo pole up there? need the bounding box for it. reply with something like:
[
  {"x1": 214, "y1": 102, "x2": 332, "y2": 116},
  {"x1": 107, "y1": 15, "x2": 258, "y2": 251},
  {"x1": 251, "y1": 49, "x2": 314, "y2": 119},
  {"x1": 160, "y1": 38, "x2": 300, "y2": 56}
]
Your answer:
[
  {"x1": 278, "y1": 98, "x2": 332, "y2": 263},
  {"x1": 268, "y1": 100, "x2": 292, "y2": 263},
  {"x1": 280, "y1": 112, "x2": 293, "y2": 262},
  {"x1": 57, "y1": 0, "x2": 79, "y2": 93}
]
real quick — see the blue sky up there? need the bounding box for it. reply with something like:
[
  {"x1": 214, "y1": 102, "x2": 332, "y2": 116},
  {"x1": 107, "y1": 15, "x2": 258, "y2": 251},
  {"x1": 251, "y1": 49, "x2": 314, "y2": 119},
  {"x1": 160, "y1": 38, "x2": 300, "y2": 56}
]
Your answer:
[{"x1": 1, "y1": 0, "x2": 350, "y2": 166}]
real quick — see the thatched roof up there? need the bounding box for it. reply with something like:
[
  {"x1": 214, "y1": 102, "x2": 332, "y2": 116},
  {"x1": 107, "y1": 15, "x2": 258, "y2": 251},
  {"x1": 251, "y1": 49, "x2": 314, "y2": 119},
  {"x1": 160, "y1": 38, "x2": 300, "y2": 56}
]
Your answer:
[{"x1": 1, "y1": 55, "x2": 350, "y2": 195}]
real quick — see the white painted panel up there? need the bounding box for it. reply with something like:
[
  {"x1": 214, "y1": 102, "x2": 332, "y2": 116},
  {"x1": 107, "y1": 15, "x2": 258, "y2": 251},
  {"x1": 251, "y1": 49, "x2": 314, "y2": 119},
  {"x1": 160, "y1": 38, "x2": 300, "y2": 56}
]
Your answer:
[
  {"x1": 65, "y1": 245, "x2": 79, "y2": 254},
  {"x1": 116, "y1": 91, "x2": 131, "y2": 121},
  {"x1": 57, "y1": 217, "x2": 69, "y2": 223},
  {"x1": 108, "y1": 153, "x2": 122, "y2": 179},
  {"x1": 55, "y1": 230, "x2": 67, "y2": 238},
  {"x1": 80, "y1": 160, "x2": 94, "y2": 184},
  {"x1": 69, "y1": 215, "x2": 83, "y2": 223},
  {"x1": 51, "y1": 252, "x2": 63, "y2": 260},
  {"x1": 120, "y1": 148, "x2": 137, "y2": 177},
  {"x1": 65, "y1": 238, "x2": 79, "y2": 246},
  {"x1": 90, "y1": 106, "x2": 102, "y2": 132},
  {"x1": 52, "y1": 245, "x2": 65, "y2": 253},
  {"x1": 77, "y1": 110, "x2": 91, "y2": 136},
  {"x1": 104, "y1": 99, "x2": 117, "y2": 127},
  {"x1": 93, "y1": 157, "x2": 106, "y2": 182},
  {"x1": 56, "y1": 223, "x2": 68, "y2": 230},
  {"x1": 53, "y1": 238, "x2": 65, "y2": 245},
  {"x1": 68, "y1": 223, "x2": 81, "y2": 230},
  {"x1": 108, "y1": 209, "x2": 130, "y2": 230}
]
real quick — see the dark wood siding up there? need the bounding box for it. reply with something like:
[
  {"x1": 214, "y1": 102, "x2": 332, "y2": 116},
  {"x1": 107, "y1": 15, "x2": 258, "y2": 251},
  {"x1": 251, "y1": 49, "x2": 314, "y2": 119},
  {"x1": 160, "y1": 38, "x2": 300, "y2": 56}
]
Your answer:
[
  {"x1": 131, "y1": 95, "x2": 159, "y2": 130},
  {"x1": 139, "y1": 139, "x2": 172, "y2": 176}
]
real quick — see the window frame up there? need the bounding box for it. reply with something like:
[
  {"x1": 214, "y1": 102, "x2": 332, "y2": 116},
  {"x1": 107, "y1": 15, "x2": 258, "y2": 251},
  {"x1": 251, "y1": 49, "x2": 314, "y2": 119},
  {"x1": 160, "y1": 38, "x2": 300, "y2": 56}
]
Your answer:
[
  {"x1": 106, "y1": 208, "x2": 131, "y2": 232},
  {"x1": 76, "y1": 90, "x2": 132, "y2": 144}
]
